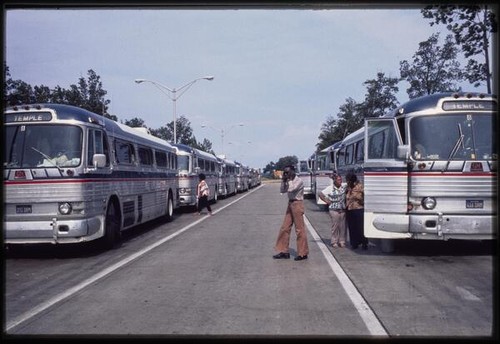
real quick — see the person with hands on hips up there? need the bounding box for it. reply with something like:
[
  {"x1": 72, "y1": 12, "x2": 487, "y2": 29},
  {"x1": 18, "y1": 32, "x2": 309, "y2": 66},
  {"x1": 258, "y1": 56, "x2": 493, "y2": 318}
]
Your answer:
[{"x1": 319, "y1": 172, "x2": 347, "y2": 248}]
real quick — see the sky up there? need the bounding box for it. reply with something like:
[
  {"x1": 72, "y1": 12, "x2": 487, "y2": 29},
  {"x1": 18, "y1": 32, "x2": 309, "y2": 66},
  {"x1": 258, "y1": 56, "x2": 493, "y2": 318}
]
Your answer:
[{"x1": 4, "y1": 4, "x2": 491, "y2": 170}]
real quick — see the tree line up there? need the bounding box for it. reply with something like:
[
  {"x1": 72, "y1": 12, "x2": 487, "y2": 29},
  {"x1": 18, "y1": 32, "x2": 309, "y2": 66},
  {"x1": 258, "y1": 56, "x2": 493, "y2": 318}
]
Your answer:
[{"x1": 3, "y1": 6, "x2": 496, "y2": 173}]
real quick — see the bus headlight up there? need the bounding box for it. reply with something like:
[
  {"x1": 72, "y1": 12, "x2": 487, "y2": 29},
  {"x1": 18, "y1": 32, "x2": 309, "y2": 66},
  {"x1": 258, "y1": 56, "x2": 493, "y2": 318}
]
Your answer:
[
  {"x1": 421, "y1": 197, "x2": 436, "y2": 210},
  {"x1": 58, "y1": 202, "x2": 73, "y2": 215}
]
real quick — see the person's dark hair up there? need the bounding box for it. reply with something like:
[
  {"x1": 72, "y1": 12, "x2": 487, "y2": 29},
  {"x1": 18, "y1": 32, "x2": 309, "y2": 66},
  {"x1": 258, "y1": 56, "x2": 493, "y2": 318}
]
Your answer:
[
  {"x1": 346, "y1": 171, "x2": 357, "y2": 187},
  {"x1": 199, "y1": 173, "x2": 206, "y2": 181},
  {"x1": 285, "y1": 165, "x2": 296, "y2": 171}
]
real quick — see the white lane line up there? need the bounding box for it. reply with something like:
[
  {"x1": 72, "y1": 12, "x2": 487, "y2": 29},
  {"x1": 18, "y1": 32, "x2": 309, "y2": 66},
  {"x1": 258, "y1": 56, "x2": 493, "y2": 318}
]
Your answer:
[
  {"x1": 304, "y1": 215, "x2": 389, "y2": 337},
  {"x1": 6, "y1": 185, "x2": 264, "y2": 332},
  {"x1": 456, "y1": 286, "x2": 481, "y2": 301}
]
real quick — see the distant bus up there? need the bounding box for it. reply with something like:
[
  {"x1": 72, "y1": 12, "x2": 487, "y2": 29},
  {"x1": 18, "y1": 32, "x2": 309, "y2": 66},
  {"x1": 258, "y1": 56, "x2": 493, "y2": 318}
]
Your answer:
[
  {"x1": 308, "y1": 142, "x2": 339, "y2": 206},
  {"x1": 173, "y1": 143, "x2": 220, "y2": 208},
  {"x1": 248, "y1": 167, "x2": 261, "y2": 189},
  {"x1": 216, "y1": 156, "x2": 237, "y2": 198},
  {"x1": 335, "y1": 92, "x2": 497, "y2": 251},
  {"x1": 4, "y1": 104, "x2": 179, "y2": 248},
  {"x1": 296, "y1": 159, "x2": 313, "y2": 198},
  {"x1": 235, "y1": 161, "x2": 249, "y2": 193}
]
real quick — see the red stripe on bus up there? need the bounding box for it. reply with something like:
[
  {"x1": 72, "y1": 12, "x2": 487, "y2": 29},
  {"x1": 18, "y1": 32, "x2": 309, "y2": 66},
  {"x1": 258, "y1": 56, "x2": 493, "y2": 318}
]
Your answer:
[
  {"x1": 364, "y1": 172, "x2": 496, "y2": 177},
  {"x1": 4, "y1": 178, "x2": 173, "y2": 185}
]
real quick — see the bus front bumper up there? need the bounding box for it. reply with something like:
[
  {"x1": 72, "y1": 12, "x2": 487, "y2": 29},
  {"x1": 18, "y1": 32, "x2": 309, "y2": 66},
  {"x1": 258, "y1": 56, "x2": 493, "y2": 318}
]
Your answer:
[{"x1": 4, "y1": 216, "x2": 104, "y2": 244}]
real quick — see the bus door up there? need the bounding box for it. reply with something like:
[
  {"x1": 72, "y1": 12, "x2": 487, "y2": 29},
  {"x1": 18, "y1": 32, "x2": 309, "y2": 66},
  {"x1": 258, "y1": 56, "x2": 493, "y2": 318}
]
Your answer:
[{"x1": 363, "y1": 118, "x2": 410, "y2": 239}]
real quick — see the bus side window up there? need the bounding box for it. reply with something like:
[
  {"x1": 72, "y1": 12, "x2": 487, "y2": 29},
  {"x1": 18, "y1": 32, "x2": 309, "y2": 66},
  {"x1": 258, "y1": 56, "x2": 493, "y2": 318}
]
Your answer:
[
  {"x1": 368, "y1": 131, "x2": 385, "y2": 159},
  {"x1": 367, "y1": 123, "x2": 399, "y2": 159},
  {"x1": 355, "y1": 141, "x2": 364, "y2": 163},
  {"x1": 88, "y1": 129, "x2": 110, "y2": 167},
  {"x1": 115, "y1": 140, "x2": 135, "y2": 165},
  {"x1": 337, "y1": 148, "x2": 346, "y2": 167},
  {"x1": 345, "y1": 144, "x2": 354, "y2": 165},
  {"x1": 155, "y1": 151, "x2": 167, "y2": 168},
  {"x1": 138, "y1": 146, "x2": 153, "y2": 166}
]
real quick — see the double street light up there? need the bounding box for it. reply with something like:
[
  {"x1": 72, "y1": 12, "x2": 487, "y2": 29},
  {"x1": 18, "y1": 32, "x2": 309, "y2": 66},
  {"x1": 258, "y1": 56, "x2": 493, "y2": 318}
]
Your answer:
[
  {"x1": 135, "y1": 76, "x2": 214, "y2": 144},
  {"x1": 201, "y1": 123, "x2": 244, "y2": 158}
]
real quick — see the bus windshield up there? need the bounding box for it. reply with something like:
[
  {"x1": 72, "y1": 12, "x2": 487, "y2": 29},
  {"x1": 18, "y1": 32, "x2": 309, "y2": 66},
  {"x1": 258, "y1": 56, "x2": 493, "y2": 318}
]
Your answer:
[
  {"x1": 410, "y1": 114, "x2": 496, "y2": 161},
  {"x1": 177, "y1": 155, "x2": 190, "y2": 172},
  {"x1": 4, "y1": 124, "x2": 82, "y2": 168},
  {"x1": 298, "y1": 160, "x2": 309, "y2": 173}
]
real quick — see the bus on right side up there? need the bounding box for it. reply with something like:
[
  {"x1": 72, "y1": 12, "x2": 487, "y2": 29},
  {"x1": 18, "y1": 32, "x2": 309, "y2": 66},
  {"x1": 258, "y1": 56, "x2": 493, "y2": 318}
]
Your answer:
[{"x1": 337, "y1": 92, "x2": 497, "y2": 252}]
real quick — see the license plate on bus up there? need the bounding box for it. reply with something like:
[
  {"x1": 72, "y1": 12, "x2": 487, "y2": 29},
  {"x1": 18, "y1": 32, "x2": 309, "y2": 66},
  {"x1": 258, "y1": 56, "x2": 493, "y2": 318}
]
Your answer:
[
  {"x1": 466, "y1": 200, "x2": 483, "y2": 209},
  {"x1": 16, "y1": 205, "x2": 32, "y2": 214}
]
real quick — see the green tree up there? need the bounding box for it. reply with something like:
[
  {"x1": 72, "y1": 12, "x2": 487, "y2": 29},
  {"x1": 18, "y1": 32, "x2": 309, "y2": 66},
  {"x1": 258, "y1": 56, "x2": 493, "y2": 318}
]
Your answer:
[
  {"x1": 358, "y1": 72, "x2": 400, "y2": 117},
  {"x1": 316, "y1": 98, "x2": 360, "y2": 152},
  {"x1": 400, "y1": 33, "x2": 463, "y2": 98},
  {"x1": 275, "y1": 155, "x2": 298, "y2": 171},
  {"x1": 4, "y1": 65, "x2": 35, "y2": 105},
  {"x1": 4, "y1": 66, "x2": 114, "y2": 120},
  {"x1": 194, "y1": 138, "x2": 214, "y2": 153},
  {"x1": 263, "y1": 161, "x2": 276, "y2": 174},
  {"x1": 149, "y1": 115, "x2": 214, "y2": 152},
  {"x1": 124, "y1": 117, "x2": 147, "y2": 128},
  {"x1": 421, "y1": 5, "x2": 497, "y2": 93}
]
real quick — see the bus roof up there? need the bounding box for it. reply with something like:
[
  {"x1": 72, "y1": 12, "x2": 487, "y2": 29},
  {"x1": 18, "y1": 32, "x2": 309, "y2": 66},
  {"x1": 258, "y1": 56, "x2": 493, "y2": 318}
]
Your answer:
[
  {"x1": 384, "y1": 92, "x2": 495, "y2": 118},
  {"x1": 5, "y1": 103, "x2": 176, "y2": 151},
  {"x1": 172, "y1": 143, "x2": 218, "y2": 161}
]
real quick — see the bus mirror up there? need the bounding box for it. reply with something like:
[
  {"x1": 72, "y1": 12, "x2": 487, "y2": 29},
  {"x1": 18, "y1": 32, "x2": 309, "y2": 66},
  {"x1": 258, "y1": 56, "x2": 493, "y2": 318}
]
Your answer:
[
  {"x1": 195, "y1": 166, "x2": 201, "y2": 174},
  {"x1": 329, "y1": 163, "x2": 335, "y2": 170},
  {"x1": 397, "y1": 145, "x2": 410, "y2": 160},
  {"x1": 93, "y1": 154, "x2": 107, "y2": 168}
]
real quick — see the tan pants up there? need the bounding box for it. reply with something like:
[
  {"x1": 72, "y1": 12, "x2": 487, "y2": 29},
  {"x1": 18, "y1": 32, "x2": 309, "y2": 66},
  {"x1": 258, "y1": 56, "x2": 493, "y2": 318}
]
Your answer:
[
  {"x1": 328, "y1": 210, "x2": 346, "y2": 246},
  {"x1": 274, "y1": 201, "x2": 309, "y2": 256}
]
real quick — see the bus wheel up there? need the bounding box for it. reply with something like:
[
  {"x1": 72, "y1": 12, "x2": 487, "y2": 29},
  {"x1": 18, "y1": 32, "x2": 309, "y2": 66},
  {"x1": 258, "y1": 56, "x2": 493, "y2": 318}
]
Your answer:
[
  {"x1": 380, "y1": 239, "x2": 395, "y2": 253},
  {"x1": 165, "y1": 192, "x2": 174, "y2": 222},
  {"x1": 102, "y1": 201, "x2": 121, "y2": 250}
]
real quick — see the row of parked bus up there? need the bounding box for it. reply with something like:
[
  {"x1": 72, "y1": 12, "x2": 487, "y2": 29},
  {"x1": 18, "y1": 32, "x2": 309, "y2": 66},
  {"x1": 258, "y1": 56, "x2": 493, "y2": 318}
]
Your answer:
[
  {"x1": 298, "y1": 92, "x2": 497, "y2": 251},
  {"x1": 3, "y1": 103, "x2": 261, "y2": 249}
]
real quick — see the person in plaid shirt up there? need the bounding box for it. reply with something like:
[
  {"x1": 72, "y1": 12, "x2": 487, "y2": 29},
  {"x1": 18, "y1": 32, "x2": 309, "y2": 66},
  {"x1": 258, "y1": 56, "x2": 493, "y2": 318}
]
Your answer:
[{"x1": 319, "y1": 173, "x2": 347, "y2": 248}]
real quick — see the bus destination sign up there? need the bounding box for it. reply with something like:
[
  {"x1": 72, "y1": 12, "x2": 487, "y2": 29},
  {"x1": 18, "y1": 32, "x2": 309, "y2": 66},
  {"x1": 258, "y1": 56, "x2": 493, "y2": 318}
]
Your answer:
[
  {"x1": 5, "y1": 112, "x2": 53, "y2": 123},
  {"x1": 442, "y1": 100, "x2": 495, "y2": 111}
]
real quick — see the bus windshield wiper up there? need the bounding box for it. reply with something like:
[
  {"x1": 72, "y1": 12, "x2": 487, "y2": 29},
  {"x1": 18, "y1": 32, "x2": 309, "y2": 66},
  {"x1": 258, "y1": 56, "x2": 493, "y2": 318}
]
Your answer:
[
  {"x1": 442, "y1": 123, "x2": 464, "y2": 172},
  {"x1": 31, "y1": 147, "x2": 62, "y2": 171}
]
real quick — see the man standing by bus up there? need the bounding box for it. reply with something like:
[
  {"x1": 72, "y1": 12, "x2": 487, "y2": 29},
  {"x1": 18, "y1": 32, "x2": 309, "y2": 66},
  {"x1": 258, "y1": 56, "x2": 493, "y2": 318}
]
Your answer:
[{"x1": 273, "y1": 165, "x2": 309, "y2": 261}]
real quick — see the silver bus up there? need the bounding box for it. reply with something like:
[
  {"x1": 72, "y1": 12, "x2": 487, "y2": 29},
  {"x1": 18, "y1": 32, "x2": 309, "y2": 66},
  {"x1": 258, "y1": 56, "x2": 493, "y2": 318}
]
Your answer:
[
  {"x1": 216, "y1": 156, "x2": 237, "y2": 198},
  {"x1": 296, "y1": 159, "x2": 313, "y2": 198},
  {"x1": 173, "y1": 143, "x2": 220, "y2": 208},
  {"x1": 308, "y1": 142, "x2": 338, "y2": 206},
  {"x1": 235, "y1": 161, "x2": 249, "y2": 193},
  {"x1": 335, "y1": 92, "x2": 497, "y2": 251},
  {"x1": 4, "y1": 104, "x2": 179, "y2": 248}
]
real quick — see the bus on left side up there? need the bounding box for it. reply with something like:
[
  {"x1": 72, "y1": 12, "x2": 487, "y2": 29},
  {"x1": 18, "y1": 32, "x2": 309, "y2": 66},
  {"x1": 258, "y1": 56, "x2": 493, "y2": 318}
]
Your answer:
[{"x1": 4, "y1": 104, "x2": 179, "y2": 249}]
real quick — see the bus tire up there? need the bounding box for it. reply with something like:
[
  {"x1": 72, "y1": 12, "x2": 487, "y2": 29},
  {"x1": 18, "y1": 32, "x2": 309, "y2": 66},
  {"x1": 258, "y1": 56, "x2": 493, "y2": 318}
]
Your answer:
[
  {"x1": 380, "y1": 239, "x2": 395, "y2": 253},
  {"x1": 101, "y1": 200, "x2": 121, "y2": 250},
  {"x1": 165, "y1": 191, "x2": 174, "y2": 222}
]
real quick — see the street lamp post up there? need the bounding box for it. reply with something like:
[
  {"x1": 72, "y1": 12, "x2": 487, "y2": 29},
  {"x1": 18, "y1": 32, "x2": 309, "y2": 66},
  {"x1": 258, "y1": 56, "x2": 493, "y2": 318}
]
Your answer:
[
  {"x1": 135, "y1": 76, "x2": 214, "y2": 143},
  {"x1": 201, "y1": 123, "x2": 244, "y2": 157}
]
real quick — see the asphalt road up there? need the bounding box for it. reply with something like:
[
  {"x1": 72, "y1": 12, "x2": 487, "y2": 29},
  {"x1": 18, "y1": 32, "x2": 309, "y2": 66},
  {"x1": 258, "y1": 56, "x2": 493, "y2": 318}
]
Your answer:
[{"x1": 4, "y1": 181, "x2": 496, "y2": 339}]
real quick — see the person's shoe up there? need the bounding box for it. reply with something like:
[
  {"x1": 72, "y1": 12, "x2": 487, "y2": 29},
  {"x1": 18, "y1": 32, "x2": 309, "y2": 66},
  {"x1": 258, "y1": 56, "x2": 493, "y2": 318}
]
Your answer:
[
  {"x1": 332, "y1": 243, "x2": 339, "y2": 248},
  {"x1": 273, "y1": 252, "x2": 290, "y2": 259},
  {"x1": 294, "y1": 255, "x2": 308, "y2": 261},
  {"x1": 339, "y1": 243, "x2": 345, "y2": 248}
]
